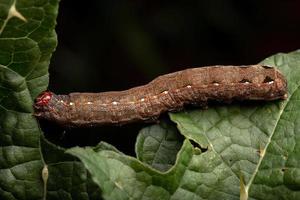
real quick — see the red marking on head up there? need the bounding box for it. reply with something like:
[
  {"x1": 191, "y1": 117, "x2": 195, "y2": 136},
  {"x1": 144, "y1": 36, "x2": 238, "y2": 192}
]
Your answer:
[{"x1": 35, "y1": 91, "x2": 53, "y2": 106}]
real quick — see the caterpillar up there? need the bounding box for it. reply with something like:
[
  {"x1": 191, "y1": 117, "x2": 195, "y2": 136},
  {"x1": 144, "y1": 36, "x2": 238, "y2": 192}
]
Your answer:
[{"x1": 34, "y1": 65, "x2": 287, "y2": 127}]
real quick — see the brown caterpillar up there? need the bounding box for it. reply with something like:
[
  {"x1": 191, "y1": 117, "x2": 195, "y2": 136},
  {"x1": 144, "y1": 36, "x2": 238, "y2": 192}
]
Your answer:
[{"x1": 34, "y1": 65, "x2": 287, "y2": 127}]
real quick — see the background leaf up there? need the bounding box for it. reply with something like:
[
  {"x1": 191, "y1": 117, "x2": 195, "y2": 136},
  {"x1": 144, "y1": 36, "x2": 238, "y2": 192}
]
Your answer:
[
  {"x1": 135, "y1": 121, "x2": 183, "y2": 172},
  {"x1": 170, "y1": 50, "x2": 300, "y2": 199},
  {"x1": 0, "y1": 0, "x2": 59, "y2": 199},
  {"x1": 0, "y1": 0, "x2": 101, "y2": 199},
  {"x1": 41, "y1": 137, "x2": 102, "y2": 200},
  {"x1": 67, "y1": 139, "x2": 194, "y2": 200},
  {"x1": 68, "y1": 50, "x2": 300, "y2": 200}
]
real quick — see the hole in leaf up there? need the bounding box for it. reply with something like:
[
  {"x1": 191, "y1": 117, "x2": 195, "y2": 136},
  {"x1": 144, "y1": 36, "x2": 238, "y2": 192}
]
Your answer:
[
  {"x1": 189, "y1": 139, "x2": 207, "y2": 152},
  {"x1": 281, "y1": 168, "x2": 287, "y2": 172}
]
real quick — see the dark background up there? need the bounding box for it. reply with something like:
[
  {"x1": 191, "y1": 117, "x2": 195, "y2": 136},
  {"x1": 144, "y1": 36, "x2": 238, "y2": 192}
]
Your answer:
[{"x1": 43, "y1": 0, "x2": 300, "y2": 155}]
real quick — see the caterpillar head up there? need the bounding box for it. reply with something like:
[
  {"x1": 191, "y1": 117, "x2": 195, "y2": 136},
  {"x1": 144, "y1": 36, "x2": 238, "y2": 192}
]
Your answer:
[
  {"x1": 35, "y1": 91, "x2": 53, "y2": 107},
  {"x1": 34, "y1": 91, "x2": 69, "y2": 124}
]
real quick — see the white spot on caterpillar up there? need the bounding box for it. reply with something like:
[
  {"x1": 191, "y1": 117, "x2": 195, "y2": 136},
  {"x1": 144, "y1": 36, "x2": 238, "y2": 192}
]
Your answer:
[
  {"x1": 60, "y1": 100, "x2": 64, "y2": 103},
  {"x1": 69, "y1": 102, "x2": 74, "y2": 106},
  {"x1": 140, "y1": 98, "x2": 145, "y2": 102},
  {"x1": 153, "y1": 95, "x2": 158, "y2": 98},
  {"x1": 87, "y1": 102, "x2": 92, "y2": 104},
  {"x1": 244, "y1": 81, "x2": 250, "y2": 84},
  {"x1": 112, "y1": 101, "x2": 118, "y2": 105},
  {"x1": 283, "y1": 94, "x2": 288, "y2": 99},
  {"x1": 268, "y1": 81, "x2": 274, "y2": 84},
  {"x1": 213, "y1": 83, "x2": 219, "y2": 86},
  {"x1": 163, "y1": 91, "x2": 168, "y2": 94},
  {"x1": 186, "y1": 85, "x2": 192, "y2": 88}
]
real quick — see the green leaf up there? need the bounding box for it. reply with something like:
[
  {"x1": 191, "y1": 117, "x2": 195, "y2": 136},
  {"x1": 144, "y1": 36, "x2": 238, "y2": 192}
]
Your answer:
[
  {"x1": 170, "y1": 50, "x2": 300, "y2": 199},
  {"x1": 135, "y1": 121, "x2": 183, "y2": 172},
  {"x1": 68, "y1": 50, "x2": 300, "y2": 200},
  {"x1": 94, "y1": 141, "x2": 125, "y2": 154},
  {"x1": 0, "y1": 0, "x2": 58, "y2": 199},
  {"x1": 41, "y1": 138, "x2": 102, "y2": 200},
  {"x1": 0, "y1": 1, "x2": 101, "y2": 199},
  {"x1": 67, "y1": 139, "x2": 194, "y2": 200}
]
